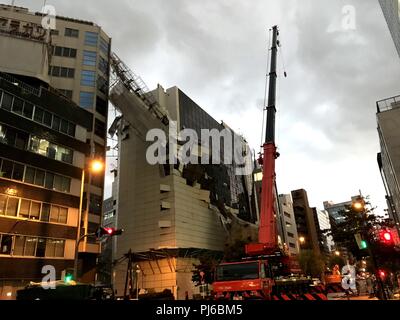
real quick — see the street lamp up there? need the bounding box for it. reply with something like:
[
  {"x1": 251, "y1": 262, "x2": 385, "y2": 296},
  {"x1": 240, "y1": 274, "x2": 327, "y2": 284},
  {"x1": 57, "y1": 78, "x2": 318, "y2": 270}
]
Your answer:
[
  {"x1": 73, "y1": 159, "x2": 105, "y2": 280},
  {"x1": 335, "y1": 251, "x2": 340, "y2": 256}
]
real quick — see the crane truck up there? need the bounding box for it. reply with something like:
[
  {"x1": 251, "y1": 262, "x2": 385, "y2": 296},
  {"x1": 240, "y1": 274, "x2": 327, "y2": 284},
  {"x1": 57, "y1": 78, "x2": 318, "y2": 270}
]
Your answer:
[{"x1": 212, "y1": 26, "x2": 328, "y2": 301}]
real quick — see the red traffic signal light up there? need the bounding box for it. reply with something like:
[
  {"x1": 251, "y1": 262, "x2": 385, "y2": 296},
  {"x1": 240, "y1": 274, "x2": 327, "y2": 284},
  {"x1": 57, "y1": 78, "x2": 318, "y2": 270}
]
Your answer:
[
  {"x1": 383, "y1": 232, "x2": 392, "y2": 242},
  {"x1": 378, "y1": 270, "x2": 386, "y2": 279},
  {"x1": 379, "y1": 229, "x2": 394, "y2": 245},
  {"x1": 96, "y1": 227, "x2": 124, "y2": 238}
]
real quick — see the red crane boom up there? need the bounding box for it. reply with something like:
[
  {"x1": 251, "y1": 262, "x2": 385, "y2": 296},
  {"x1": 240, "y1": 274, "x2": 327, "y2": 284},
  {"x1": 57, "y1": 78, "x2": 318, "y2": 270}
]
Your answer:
[{"x1": 245, "y1": 25, "x2": 279, "y2": 256}]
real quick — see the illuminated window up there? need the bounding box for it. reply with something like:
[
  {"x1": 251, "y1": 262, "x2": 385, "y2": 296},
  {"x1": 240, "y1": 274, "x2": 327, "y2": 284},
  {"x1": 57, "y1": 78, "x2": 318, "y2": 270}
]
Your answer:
[{"x1": 29, "y1": 137, "x2": 73, "y2": 164}]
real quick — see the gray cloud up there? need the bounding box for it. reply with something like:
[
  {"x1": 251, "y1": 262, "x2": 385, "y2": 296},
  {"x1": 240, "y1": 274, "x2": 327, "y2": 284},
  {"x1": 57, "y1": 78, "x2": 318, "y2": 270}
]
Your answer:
[{"x1": 14, "y1": 0, "x2": 400, "y2": 211}]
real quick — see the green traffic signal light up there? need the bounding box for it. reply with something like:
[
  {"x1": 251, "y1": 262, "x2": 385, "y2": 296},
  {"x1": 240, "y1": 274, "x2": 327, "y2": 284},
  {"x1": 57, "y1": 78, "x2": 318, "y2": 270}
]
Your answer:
[
  {"x1": 64, "y1": 274, "x2": 73, "y2": 283},
  {"x1": 360, "y1": 240, "x2": 368, "y2": 249}
]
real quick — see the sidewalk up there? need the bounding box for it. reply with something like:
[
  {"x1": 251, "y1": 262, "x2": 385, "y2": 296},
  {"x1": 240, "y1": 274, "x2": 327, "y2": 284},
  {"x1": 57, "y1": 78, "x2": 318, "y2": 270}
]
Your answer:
[{"x1": 328, "y1": 293, "x2": 378, "y2": 300}]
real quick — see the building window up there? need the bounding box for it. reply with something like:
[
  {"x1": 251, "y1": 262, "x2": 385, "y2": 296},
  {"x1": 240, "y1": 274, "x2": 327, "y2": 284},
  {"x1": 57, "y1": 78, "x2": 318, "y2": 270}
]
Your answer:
[
  {"x1": 57, "y1": 89, "x2": 73, "y2": 99},
  {"x1": 0, "y1": 125, "x2": 29, "y2": 150},
  {"x1": 29, "y1": 136, "x2": 73, "y2": 164},
  {"x1": 46, "y1": 239, "x2": 65, "y2": 257},
  {"x1": 284, "y1": 211, "x2": 291, "y2": 218},
  {"x1": 12, "y1": 97, "x2": 23, "y2": 114},
  {"x1": 97, "y1": 75, "x2": 108, "y2": 95},
  {"x1": 79, "y1": 91, "x2": 95, "y2": 109},
  {"x1": 24, "y1": 237, "x2": 37, "y2": 256},
  {"x1": 287, "y1": 232, "x2": 294, "y2": 238},
  {"x1": 289, "y1": 243, "x2": 296, "y2": 249},
  {"x1": 96, "y1": 95, "x2": 107, "y2": 116},
  {"x1": 94, "y1": 119, "x2": 105, "y2": 138},
  {"x1": 87, "y1": 222, "x2": 99, "y2": 244},
  {"x1": 85, "y1": 31, "x2": 98, "y2": 46},
  {"x1": 0, "y1": 92, "x2": 13, "y2": 111},
  {"x1": 89, "y1": 194, "x2": 102, "y2": 215},
  {"x1": 11, "y1": 163, "x2": 24, "y2": 181},
  {"x1": 0, "y1": 234, "x2": 13, "y2": 255},
  {"x1": 0, "y1": 194, "x2": 6, "y2": 215},
  {"x1": 47, "y1": 204, "x2": 69, "y2": 224},
  {"x1": 0, "y1": 159, "x2": 23, "y2": 182},
  {"x1": 81, "y1": 70, "x2": 96, "y2": 87},
  {"x1": 0, "y1": 191, "x2": 69, "y2": 224},
  {"x1": 35, "y1": 238, "x2": 46, "y2": 257},
  {"x1": 0, "y1": 90, "x2": 32, "y2": 119},
  {"x1": 65, "y1": 28, "x2": 79, "y2": 38},
  {"x1": 0, "y1": 159, "x2": 13, "y2": 179},
  {"x1": 34, "y1": 169, "x2": 45, "y2": 186},
  {"x1": 53, "y1": 46, "x2": 77, "y2": 58},
  {"x1": 49, "y1": 66, "x2": 75, "y2": 78},
  {"x1": 33, "y1": 107, "x2": 76, "y2": 137},
  {"x1": 99, "y1": 37, "x2": 109, "y2": 55},
  {"x1": 41, "y1": 203, "x2": 50, "y2": 222},
  {"x1": 9, "y1": 159, "x2": 71, "y2": 193},
  {"x1": 94, "y1": 142, "x2": 104, "y2": 158},
  {"x1": 13, "y1": 236, "x2": 25, "y2": 256},
  {"x1": 18, "y1": 199, "x2": 39, "y2": 220},
  {"x1": 83, "y1": 50, "x2": 97, "y2": 66},
  {"x1": 98, "y1": 56, "x2": 109, "y2": 75},
  {"x1": 23, "y1": 102, "x2": 34, "y2": 119},
  {"x1": 5, "y1": 197, "x2": 18, "y2": 217}
]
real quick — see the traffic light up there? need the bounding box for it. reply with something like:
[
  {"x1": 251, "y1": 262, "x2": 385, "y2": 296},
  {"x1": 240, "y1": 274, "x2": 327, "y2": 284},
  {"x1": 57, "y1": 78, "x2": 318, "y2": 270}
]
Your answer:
[
  {"x1": 352, "y1": 197, "x2": 366, "y2": 212},
  {"x1": 360, "y1": 240, "x2": 368, "y2": 249},
  {"x1": 62, "y1": 268, "x2": 74, "y2": 284},
  {"x1": 96, "y1": 227, "x2": 124, "y2": 238},
  {"x1": 355, "y1": 233, "x2": 368, "y2": 250},
  {"x1": 379, "y1": 229, "x2": 394, "y2": 245}
]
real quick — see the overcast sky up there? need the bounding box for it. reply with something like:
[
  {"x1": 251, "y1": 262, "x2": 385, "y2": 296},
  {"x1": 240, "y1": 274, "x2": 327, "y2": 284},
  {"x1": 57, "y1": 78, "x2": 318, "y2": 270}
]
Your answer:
[{"x1": 14, "y1": 0, "x2": 400, "y2": 213}]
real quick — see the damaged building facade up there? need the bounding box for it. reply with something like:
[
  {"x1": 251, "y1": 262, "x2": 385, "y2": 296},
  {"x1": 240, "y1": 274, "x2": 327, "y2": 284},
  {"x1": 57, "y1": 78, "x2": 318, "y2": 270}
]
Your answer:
[{"x1": 108, "y1": 67, "x2": 258, "y2": 299}]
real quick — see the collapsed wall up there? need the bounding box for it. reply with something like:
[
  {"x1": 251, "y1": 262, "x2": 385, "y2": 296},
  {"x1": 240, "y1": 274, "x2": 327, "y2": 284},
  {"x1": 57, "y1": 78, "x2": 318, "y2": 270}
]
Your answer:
[{"x1": 109, "y1": 82, "x2": 258, "y2": 298}]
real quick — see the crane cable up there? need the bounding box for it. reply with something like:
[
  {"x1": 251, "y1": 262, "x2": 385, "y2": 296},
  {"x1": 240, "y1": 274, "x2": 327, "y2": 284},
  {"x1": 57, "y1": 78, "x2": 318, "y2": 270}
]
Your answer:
[{"x1": 276, "y1": 32, "x2": 288, "y2": 152}]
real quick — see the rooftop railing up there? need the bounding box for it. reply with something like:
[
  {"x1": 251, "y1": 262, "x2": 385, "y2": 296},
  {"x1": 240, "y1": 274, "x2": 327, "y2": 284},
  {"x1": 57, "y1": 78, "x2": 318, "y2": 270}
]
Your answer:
[
  {"x1": 377, "y1": 94, "x2": 400, "y2": 113},
  {"x1": 0, "y1": 71, "x2": 40, "y2": 96},
  {"x1": 0, "y1": 72, "x2": 80, "y2": 108}
]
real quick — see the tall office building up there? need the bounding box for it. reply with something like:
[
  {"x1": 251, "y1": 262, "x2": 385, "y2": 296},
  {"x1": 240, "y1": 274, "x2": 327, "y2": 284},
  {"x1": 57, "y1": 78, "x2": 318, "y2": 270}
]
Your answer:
[
  {"x1": 377, "y1": 95, "x2": 400, "y2": 228},
  {"x1": 0, "y1": 13, "x2": 93, "y2": 298},
  {"x1": 278, "y1": 194, "x2": 300, "y2": 257},
  {"x1": 323, "y1": 196, "x2": 361, "y2": 260},
  {"x1": 109, "y1": 80, "x2": 256, "y2": 299},
  {"x1": 291, "y1": 189, "x2": 320, "y2": 255},
  {"x1": 379, "y1": 0, "x2": 400, "y2": 58},
  {"x1": 323, "y1": 196, "x2": 363, "y2": 226},
  {"x1": 0, "y1": 4, "x2": 111, "y2": 282},
  {"x1": 312, "y1": 208, "x2": 334, "y2": 255}
]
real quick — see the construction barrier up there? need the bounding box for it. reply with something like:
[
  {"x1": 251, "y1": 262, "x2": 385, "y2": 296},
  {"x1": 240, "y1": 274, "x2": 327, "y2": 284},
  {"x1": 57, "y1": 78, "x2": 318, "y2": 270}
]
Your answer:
[{"x1": 271, "y1": 293, "x2": 328, "y2": 300}]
